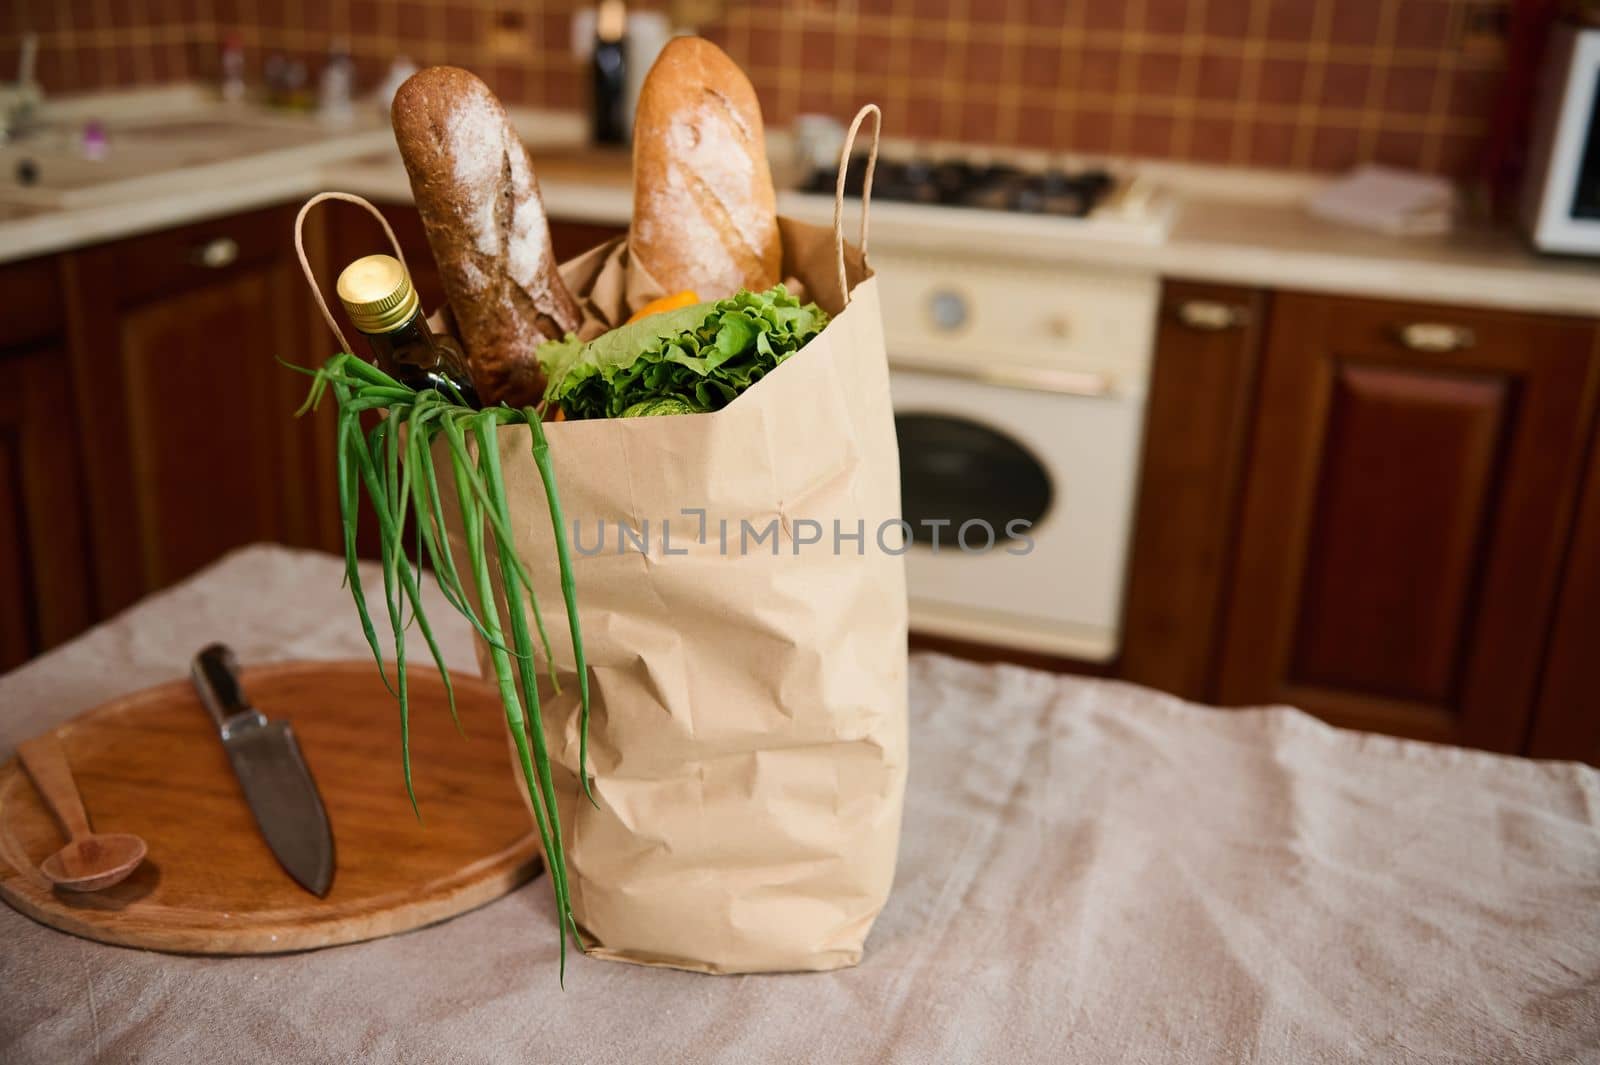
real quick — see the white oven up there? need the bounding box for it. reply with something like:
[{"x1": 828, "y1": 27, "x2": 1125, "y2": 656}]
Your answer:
[{"x1": 875, "y1": 250, "x2": 1158, "y2": 662}]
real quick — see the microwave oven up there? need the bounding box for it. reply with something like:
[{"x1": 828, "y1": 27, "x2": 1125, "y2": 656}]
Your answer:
[{"x1": 1523, "y1": 25, "x2": 1600, "y2": 254}]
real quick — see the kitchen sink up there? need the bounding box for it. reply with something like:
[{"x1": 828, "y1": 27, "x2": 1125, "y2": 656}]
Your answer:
[{"x1": 0, "y1": 104, "x2": 392, "y2": 210}]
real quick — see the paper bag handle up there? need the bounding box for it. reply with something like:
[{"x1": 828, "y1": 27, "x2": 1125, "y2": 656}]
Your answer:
[
  {"x1": 293, "y1": 191, "x2": 410, "y2": 353},
  {"x1": 833, "y1": 103, "x2": 880, "y2": 306}
]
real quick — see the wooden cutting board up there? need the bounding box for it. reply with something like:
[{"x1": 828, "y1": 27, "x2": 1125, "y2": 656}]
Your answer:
[{"x1": 0, "y1": 660, "x2": 541, "y2": 954}]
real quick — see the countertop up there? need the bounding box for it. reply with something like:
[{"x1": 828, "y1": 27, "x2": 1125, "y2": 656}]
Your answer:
[
  {"x1": 4, "y1": 88, "x2": 1599, "y2": 317},
  {"x1": 3, "y1": 544, "x2": 1597, "y2": 1063}
]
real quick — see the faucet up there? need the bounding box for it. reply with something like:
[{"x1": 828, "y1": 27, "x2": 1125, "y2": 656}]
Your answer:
[{"x1": 2, "y1": 34, "x2": 43, "y2": 143}]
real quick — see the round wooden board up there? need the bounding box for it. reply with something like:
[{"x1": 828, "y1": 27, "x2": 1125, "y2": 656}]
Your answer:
[{"x1": 0, "y1": 660, "x2": 540, "y2": 954}]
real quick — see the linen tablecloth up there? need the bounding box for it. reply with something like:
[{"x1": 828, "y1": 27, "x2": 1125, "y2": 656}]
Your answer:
[{"x1": 2, "y1": 545, "x2": 1597, "y2": 1064}]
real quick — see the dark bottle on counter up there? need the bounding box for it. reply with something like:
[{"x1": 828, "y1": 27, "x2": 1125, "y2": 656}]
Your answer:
[
  {"x1": 591, "y1": 0, "x2": 628, "y2": 145},
  {"x1": 335, "y1": 254, "x2": 479, "y2": 407}
]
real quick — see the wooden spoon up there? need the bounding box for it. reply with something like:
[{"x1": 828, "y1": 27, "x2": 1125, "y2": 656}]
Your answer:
[{"x1": 17, "y1": 733, "x2": 147, "y2": 892}]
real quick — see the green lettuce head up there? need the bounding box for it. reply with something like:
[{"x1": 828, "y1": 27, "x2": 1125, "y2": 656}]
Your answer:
[{"x1": 538, "y1": 284, "x2": 829, "y2": 420}]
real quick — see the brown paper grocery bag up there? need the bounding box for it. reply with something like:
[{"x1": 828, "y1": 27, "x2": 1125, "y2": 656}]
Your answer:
[{"x1": 444, "y1": 107, "x2": 909, "y2": 974}]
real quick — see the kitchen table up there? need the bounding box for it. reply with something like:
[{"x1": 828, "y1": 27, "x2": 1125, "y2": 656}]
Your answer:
[{"x1": 2, "y1": 544, "x2": 1596, "y2": 1063}]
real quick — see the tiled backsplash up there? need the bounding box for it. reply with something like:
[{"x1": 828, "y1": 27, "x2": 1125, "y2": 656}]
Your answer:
[{"x1": 4, "y1": 1, "x2": 1508, "y2": 176}]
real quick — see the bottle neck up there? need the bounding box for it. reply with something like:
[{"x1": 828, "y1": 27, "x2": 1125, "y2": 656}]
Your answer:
[{"x1": 357, "y1": 312, "x2": 478, "y2": 406}]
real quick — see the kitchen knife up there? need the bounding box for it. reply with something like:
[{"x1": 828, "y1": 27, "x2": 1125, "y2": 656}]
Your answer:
[{"x1": 191, "y1": 644, "x2": 335, "y2": 898}]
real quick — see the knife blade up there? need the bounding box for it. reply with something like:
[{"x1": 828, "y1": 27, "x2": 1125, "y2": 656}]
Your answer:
[{"x1": 191, "y1": 644, "x2": 335, "y2": 898}]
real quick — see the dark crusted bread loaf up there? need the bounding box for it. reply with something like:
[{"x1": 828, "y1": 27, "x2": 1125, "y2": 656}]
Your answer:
[
  {"x1": 629, "y1": 38, "x2": 781, "y2": 300},
  {"x1": 391, "y1": 66, "x2": 580, "y2": 407}
]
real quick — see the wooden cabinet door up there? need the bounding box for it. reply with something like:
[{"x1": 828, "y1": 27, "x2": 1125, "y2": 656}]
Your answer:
[
  {"x1": 66, "y1": 207, "x2": 332, "y2": 615},
  {"x1": 1120, "y1": 280, "x2": 1268, "y2": 699},
  {"x1": 0, "y1": 346, "x2": 95, "y2": 671},
  {"x1": 1527, "y1": 428, "x2": 1600, "y2": 764},
  {"x1": 0, "y1": 256, "x2": 93, "y2": 671},
  {"x1": 1218, "y1": 292, "x2": 1597, "y2": 752}
]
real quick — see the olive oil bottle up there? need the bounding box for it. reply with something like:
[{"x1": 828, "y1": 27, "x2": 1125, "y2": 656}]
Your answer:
[{"x1": 335, "y1": 254, "x2": 479, "y2": 406}]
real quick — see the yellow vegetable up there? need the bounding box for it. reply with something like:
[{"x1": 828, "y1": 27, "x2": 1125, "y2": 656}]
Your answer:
[{"x1": 626, "y1": 290, "x2": 700, "y2": 324}]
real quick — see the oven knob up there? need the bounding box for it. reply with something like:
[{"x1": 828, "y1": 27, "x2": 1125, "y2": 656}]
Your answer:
[{"x1": 928, "y1": 289, "x2": 969, "y2": 333}]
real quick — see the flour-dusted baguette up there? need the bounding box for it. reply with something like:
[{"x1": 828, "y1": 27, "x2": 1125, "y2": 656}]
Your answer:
[
  {"x1": 391, "y1": 66, "x2": 580, "y2": 407},
  {"x1": 629, "y1": 38, "x2": 781, "y2": 300}
]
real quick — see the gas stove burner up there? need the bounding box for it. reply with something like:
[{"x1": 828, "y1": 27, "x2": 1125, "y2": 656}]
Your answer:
[{"x1": 809, "y1": 157, "x2": 1118, "y2": 218}]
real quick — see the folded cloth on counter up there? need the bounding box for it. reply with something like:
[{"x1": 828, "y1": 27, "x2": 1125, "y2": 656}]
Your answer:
[
  {"x1": 2, "y1": 544, "x2": 1597, "y2": 1064},
  {"x1": 1307, "y1": 163, "x2": 1456, "y2": 236}
]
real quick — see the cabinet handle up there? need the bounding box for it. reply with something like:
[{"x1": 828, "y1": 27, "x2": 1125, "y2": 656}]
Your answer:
[
  {"x1": 192, "y1": 236, "x2": 240, "y2": 269},
  {"x1": 1176, "y1": 299, "x2": 1248, "y2": 331},
  {"x1": 1396, "y1": 322, "x2": 1474, "y2": 353}
]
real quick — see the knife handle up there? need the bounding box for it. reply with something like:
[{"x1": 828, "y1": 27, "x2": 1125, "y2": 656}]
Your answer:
[{"x1": 192, "y1": 643, "x2": 266, "y2": 739}]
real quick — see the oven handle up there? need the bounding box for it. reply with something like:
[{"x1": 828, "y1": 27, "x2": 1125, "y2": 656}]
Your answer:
[{"x1": 888, "y1": 356, "x2": 1116, "y2": 398}]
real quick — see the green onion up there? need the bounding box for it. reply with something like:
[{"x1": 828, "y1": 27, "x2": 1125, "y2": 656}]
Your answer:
[
  {"x1": 293, "y1": 353, "x2": 591, "y2": 981},
  {"x1": 527, "y1": 410, "x2": 595, "y2": 806}
]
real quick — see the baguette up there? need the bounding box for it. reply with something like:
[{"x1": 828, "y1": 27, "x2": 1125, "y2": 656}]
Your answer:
[
  {"x1": 391, "y1": 66, "x2": 580, "y2": 407},
  {"x1": 629, "y1": 38, "x2": 781, "y2": 300}
]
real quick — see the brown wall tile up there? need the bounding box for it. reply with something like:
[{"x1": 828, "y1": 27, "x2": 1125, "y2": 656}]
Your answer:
[
  {"x1": 959, "y1": 99, "x2": 998, "y2": 144},
  {"x1": 1020, "y1": 0, "x2": 1069, "y2": 29},
  {"x1": 1143, "y1": 0, "x2": 1190, "y2": 37},
  {"x1": 490, "y1": 64, "x2": 528, "y2": 106},
  {"x1": 443, "y1": 7, "x2": 479, "y2": 47},
  {"x1": 1310, "y1": 125, "x2": 1363, "y2": 171},
  {"x1": 1248, "y1": 121, "x2": 1299, "y2": 169},
  {"x1": 1394, "y1": 2, "x2": 1456, "y2": 50},
  {"x1": 906, "y1": 99, "x2": 945, "y2": 140},
  {"x1": 801, "y1": 27, "x2": 834, "y2": 72},
  {"x1": 11, "y1": 0, "x2": 1509, "y2": 177},
  {"x1": 1197, "y1": 53, "x2": 1245, "y2": 101},
  {"x1": 854, "y1": 31, "x2": 894, "y2": 76},
  {"x1": 345, "y1": 0, "x2": 382, "y2": 36},
  {"x1": 1375, "y1": 127, "x2": 1428, "y2": 171},
  {"x1": 1074, "y1": 48, "x2": 1122, "y2": 94},
  {"x1": 1083, "y1": 4, "x2": 1126, "y2": 34},
  {"x1": 1257, "y1": 59, "x2": 1310, "y2": 106},
  {"x1": 744, "y1": 22, "x2": 784, "y2": 71},
  {"x1": 538, "y1": 11, "x2": 572, "y2": 55},
  {"x1": 909, "y1": 31, "x2": 950, "y2": 76},
  {"x1": 300, "y1": 2, "x2": 331, "y2": 35},
  {"x1": 964, "y1": 38, "x2": 1005, "y2": 85},
  {"x1": 1385, "y1": 66, "x2": 1443, "y2": 115},
  {"x1": 396, "y1": 2, "x2": 428, "y2": 44},
  {"x1": 1187, "y1": 116, "x2": 1238, "y2": 165},
  {"x1": 1020, "y1": 42, "x2": 1062, "y2": 88},
  {"x1": 1265, "y1": 0, "x2": 1319, "y2": 43},
  {"x1": 1319, "y1": 61, "x2": 1372, "y2": 110},
  {"x1": 1204, "y1": 3, "x2": 1254, "y2": 39},
  {"x1": 1015, "y1": 102, "x2": 1057, "y2": 149},
  {"x1": 1329, "y1": 3, "x2": 1383, "y2": 47},
  {"x1": 1135, "y1": 54, "x2": 1183, "y2": 98},
  {"x1": 543, "y1": 64, "x2": 582, "y2": 111},
  {"x1": 1128, "y1": 112, "x2": 1176, "y2": 159},
  {"x1": 1072, "y1": 108, "x2": 1115, "y2": 154}
]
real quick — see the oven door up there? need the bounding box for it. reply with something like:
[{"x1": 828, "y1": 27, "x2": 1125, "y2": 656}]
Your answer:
[{"x1": 891, "y1": 365, "x2": 1145, "y2": 661}]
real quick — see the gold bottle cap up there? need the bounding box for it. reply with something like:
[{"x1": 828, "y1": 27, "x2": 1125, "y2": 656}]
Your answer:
[{"x1": 336, "y1": 254, "x2": 421, "y2": 335}]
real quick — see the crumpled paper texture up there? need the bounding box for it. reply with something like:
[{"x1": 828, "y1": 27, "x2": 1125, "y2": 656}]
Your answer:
[{"x1": 441, "y1": 218, "x2": 909, "y2": 974}]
